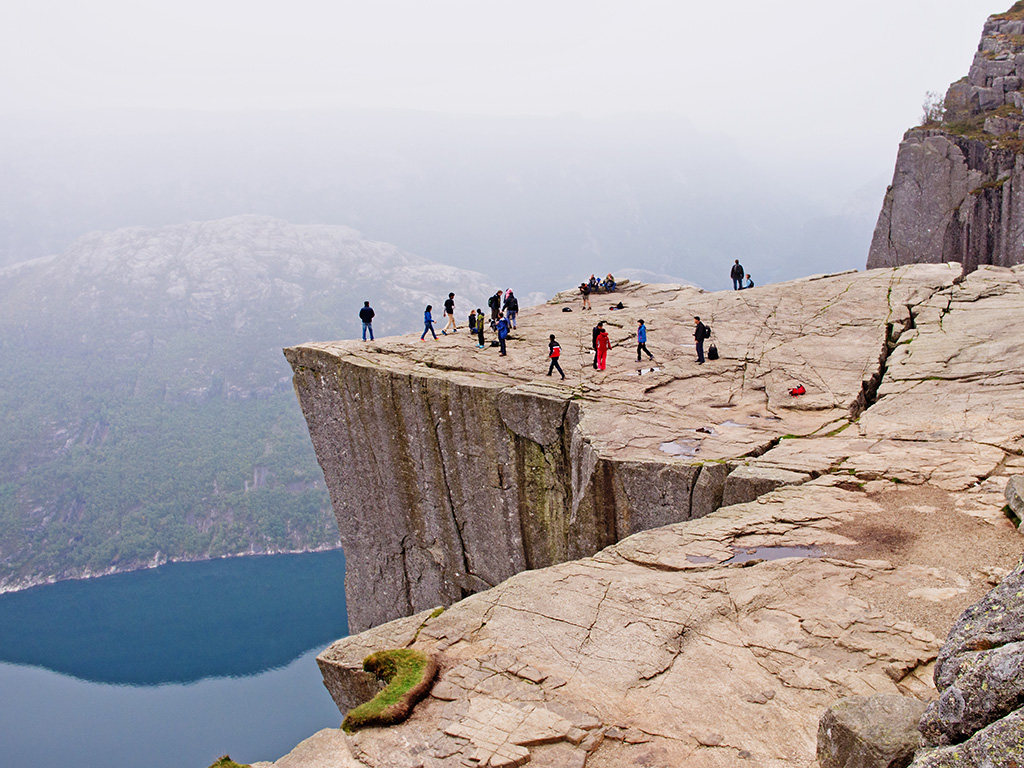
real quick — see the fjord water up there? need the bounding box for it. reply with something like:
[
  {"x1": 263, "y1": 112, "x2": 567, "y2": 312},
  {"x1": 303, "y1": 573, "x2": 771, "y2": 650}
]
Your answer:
[{"x1": 0, "y1": 550, "x2": 348, "y2": 768}]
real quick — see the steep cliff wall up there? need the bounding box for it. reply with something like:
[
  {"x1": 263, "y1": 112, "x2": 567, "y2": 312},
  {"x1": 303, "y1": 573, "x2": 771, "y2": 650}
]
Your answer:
[
  {"x1": 869, "y1": 5, "x2": 1024, "y2": 272},
  {"x1": 286, "y1": 269, "x2": 960, "y2": 633}
]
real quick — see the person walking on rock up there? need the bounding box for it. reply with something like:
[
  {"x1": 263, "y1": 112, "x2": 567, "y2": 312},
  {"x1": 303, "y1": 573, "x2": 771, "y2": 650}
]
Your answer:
[
  {"x1": 359, "y1": 301, "x2": 375, "y2": 341},
  {"x1": 475, "y1": 308, "x2": 486, "y2": 348},
  {"x1": 730, "y1": 260, "x2": 744, "y2": 291},
  {"x1": 592, "y1": 321, "x2": 604, "y2": 369},
  {"x1": 694, "y1": 316, "x2": 708, "y2": 364},
  {"x1": 442, "y1": 292, "x2": 457, "y2": 334},
  {"x1": 503, "y1": 291, "x2": 519, "y2": 329},
  {"x1": 636, "y1": 319, "x2": 654, "y2": 362},
  {"x1": 547, "y1": 335, "x2": 565, "y2": 379},
  {"x1": 595, "y1": 325, "x2": 610, "y2": 370},
  {"x1": 496, "y1": 312, "x2": 509, "y2": 356},
  {"x1": 421, "y1": 305, "x2": 437, "y2": 340}
]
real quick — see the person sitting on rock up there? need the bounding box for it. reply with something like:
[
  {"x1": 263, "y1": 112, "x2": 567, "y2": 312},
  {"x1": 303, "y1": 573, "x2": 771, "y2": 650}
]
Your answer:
[
  {"x1": 589, "y1": 274, "x2": 600, "y2": 293},
  {"x1": 603, "y1": 274, "x2": 617, "y2": 292},
  {"x1": 744, "y1": 273, "x2": 754, "y2": 289}
]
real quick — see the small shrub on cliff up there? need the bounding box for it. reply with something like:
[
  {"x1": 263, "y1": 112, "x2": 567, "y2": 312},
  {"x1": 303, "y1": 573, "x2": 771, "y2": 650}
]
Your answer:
[
  {"x1": 342, "y1": 648, "x2": 439, "y2": 732},
  {"x1": 207, "y1": 757, "x2": 248, "y2": 768},
  {"x1": 921, "y1": 90, "x2": 945, "y2": 125},
  {"x1": 994, "y1": 1, "x2": 1024, "y2": 21}
]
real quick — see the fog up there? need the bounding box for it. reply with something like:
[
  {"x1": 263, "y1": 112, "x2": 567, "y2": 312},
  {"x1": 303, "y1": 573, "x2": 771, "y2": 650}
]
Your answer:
[{"x1": 0, "y1": 0, "x2": 1001, "y2": 291}]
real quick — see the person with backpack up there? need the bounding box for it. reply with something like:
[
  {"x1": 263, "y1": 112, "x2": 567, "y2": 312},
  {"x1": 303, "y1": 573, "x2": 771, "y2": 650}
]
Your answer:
[
  {"x1": 496, "y1": 312, "x2": 509, "y2": 356},
  {"x1": 547, "y1": 335, "x2": 565, "y2": 379},
  {"x1": 730, "y1": 260, "x2": 744, "y2": 290},
  {"x1": 595, "y1": 325, "x2": 610, "y2": 370},
  {"x1": 421, "y1": 305, "x2": 437, "y2": 340},
  {"x1": 503, "y1": 291, "x2": 519, "y2": 329},
  {"x1": 475, "y1": 308, "x2": 486, "y2": 348},
  {"x1": 358, "y1": 301, "x2": 375, "y2": 341},
  {"x1": 488, "y1": 291, "x2": 502, "y2": 324},
  {"x1": 636, "y1": 319, "x2": 654, "y2": 362},
  {"x1": 694, "y1": 316, "x2": 709, "y2": 364},
  {"x1": 468, "y1": 308, "x2": 477, "y2": 340},
  {"x1": 442, "y1": 292, "x2": 457, "y2": 334}
]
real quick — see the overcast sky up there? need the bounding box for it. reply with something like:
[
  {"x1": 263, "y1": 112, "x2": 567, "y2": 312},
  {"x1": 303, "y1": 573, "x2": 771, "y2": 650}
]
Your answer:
[
  {"x1": 2, "y1": 1, "x2": 999, "y2": 121},
  {"x1": 0, "y1": 0, "x2": 1006, "y2": 238}
]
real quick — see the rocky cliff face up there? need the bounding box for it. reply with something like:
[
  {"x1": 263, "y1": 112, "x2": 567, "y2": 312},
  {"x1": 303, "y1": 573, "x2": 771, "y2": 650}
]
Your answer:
[
  {"x1": 868, "y1": 4, "x2": 1024, "y2": 272},
  {"x1": 271, "y1": 263, "x2": 1024, "y2": 768}
]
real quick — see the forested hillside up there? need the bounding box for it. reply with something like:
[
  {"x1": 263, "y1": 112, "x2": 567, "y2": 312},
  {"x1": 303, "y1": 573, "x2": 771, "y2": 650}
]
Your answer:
[{"x1": 0, "y1": 215, "x2": 496, "y2": 590}]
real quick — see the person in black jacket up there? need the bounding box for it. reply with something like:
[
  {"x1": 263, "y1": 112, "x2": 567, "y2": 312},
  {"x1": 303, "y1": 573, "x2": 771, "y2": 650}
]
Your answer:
[
  {"x1": 503, "y1": 291, "x2": 519, "y2": 329},
  {"x1": 730, "y1": 260, "x2": 744, "y2": 290},
  {"x1": 359, "y1": 301, "x2": 375, "y2": 341},
  {"x1": 694, "y1": 316, "x2": 708, "y2": 364}
]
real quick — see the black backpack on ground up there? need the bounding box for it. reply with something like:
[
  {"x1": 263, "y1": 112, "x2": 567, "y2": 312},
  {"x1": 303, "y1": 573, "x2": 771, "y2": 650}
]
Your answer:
[{"x1": 708, "y1": 344, "x2": 719, "y2": 360}]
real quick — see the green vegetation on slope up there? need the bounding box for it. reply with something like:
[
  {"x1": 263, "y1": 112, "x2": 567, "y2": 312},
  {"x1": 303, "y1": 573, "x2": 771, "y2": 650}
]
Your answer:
[{"x1": 342, "y1": 649, "x2": 439, "y2": 732}]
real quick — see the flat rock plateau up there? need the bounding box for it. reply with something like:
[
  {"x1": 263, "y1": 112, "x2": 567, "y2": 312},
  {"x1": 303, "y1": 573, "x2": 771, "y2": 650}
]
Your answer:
[{"x1": 277, "y1": 264, "x2": 1024, "y2": 768}]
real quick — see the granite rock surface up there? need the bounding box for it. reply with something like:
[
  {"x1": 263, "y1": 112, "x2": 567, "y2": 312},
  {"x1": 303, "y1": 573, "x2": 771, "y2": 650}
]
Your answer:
[
  {"x1": 286, "y1": 264, "x2": 986, "y2": 632},
  {"x1": 271, "y1": 262, "x2": 1024, "y2": 766}
]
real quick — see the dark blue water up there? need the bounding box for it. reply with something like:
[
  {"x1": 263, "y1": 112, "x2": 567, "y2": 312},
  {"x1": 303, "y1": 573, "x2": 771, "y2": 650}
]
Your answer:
[{"x1": 0, "y1": 550, "x2": 349, "y2": 768}]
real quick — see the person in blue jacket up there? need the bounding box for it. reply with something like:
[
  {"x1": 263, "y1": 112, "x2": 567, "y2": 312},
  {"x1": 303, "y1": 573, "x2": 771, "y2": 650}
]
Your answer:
[
  {"x1": 496, "y1": 312, "x2": 509, "y2": 356},
  {"x1": 421, "y1": 305, "x2": 437, "y2": 340},
  {"x1": 636, "y1": 319, "x2": 654, "y2": 362}
]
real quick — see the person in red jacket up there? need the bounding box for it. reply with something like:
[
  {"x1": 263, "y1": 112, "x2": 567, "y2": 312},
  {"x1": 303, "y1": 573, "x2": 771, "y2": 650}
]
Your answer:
[
  {"x1": 595, "y1": 326, "x2": 610, "y2": 370},
  {"x1": 547, "y1": 335, "x2": 565, "y2": 379}
]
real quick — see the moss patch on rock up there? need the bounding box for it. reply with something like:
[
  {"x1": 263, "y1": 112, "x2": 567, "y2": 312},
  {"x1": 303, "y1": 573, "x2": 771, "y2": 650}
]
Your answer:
[{"x1": 342, "y1": 649, "x2": 438, "y2": 732}]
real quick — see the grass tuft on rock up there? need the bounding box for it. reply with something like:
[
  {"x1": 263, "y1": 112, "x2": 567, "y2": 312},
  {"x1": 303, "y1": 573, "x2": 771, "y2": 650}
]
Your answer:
[
  {"x1": 208, "y1": 757, "x2": 249, "y2": 768},
  {"x1": 994, "y1": 1, "x2": 1024, "y2": 20},
  {"x1": 342, "y1": 648, "x2": 439, "y2": 732}
]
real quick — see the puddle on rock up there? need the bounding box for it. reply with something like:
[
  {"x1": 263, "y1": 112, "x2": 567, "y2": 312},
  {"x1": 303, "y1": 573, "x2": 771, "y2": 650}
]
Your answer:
[
  {"x1": 723, "y1": 545, "x2": 823, "y2": 564},
  {"x1": 718, "y1": 420, "x2": 747, "y2": 428},
  {"x1": 632, "y1": 367, "x2": 662, "y2": 376},
  {"x1": 686, "y1": 554, "x2": 718, "y2": 564},
  {"x1": 659, "y1": 441, "x2": 699, "y2": 457}
]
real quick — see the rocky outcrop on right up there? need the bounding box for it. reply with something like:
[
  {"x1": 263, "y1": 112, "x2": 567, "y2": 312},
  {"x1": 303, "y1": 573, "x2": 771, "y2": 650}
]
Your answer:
[
  {"x1": 910, "y1": 554, "x2": 1024, "y2": 767},
  {"x1": 868, "y1": 3, "x2": 1024, "y2": 273}
]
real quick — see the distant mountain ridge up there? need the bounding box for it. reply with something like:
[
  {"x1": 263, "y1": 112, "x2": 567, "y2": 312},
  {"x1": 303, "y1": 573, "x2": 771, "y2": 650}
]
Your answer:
[{"x1": 0, "y1": 215, "x2": 498, "y2": 591}]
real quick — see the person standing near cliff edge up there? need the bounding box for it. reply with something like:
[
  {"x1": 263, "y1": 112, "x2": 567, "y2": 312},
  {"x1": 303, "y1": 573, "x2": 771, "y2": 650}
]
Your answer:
[
  {"x1": 421, "y1": 305, "x2": 437, "y2": 340},
  {"x1": 359, "y1": 301, "x2": 375, "y2": 341},
  {"x1": 730, "y1": 259, "x2": 744, "y2": 290},
  {"x1": 694, "y1": 316, "x2": 708, "y2": 364},
  {"x1": 442, "y1": 292, "x2": 457, "y2": 334}
]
